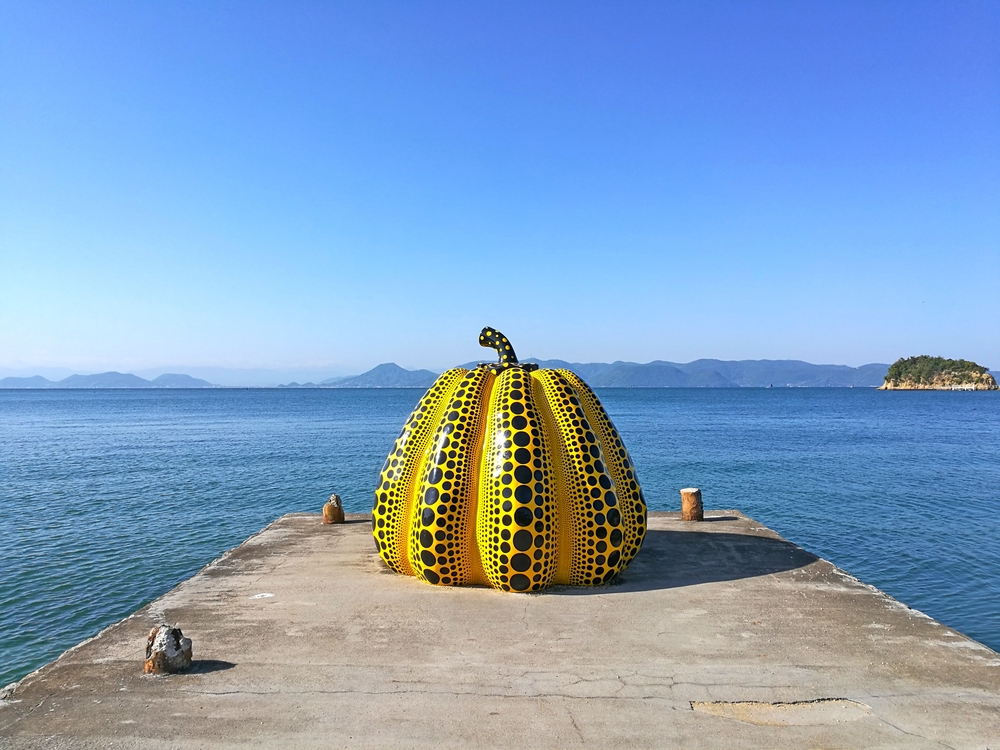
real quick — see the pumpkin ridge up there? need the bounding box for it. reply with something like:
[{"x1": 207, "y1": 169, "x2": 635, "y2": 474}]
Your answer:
[
  {"x1": 372, "y1": 367, "x2": 467, "y2": 575},
  {"x1": 407, "y1": 366, "x2": 492, "y2": 586},
  {"x1": 476, "y1": 367, "x2": 558, "y2": 592},
  {"x1": 530, "y1": 370, "x2": 575, "y2": 584},
  {"x1": 474, "y1": 368, "x2": 506, "y2": 588},
  {"x1": 403, "y1": 368, "x2": 469, "y2": 580},
  {"x1": 401, "y1": 369, "x2": 469, "y2": 575},
  {"x1": 463, "y1": 369, "x2": 494, "y2": 586},
  {"x1": 540, "y1": 370, "x2": 626, "y2": 584},
  {"x1": 559, "y1": 370, "x2": 648, "y2": 568}
]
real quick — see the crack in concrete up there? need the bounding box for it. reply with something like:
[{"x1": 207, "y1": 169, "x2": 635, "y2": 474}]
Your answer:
[
  {"x1": 176, "y1": 687, "x2": 684, "y2": 701},
  {"x1": 565, "y1": 704, "x2": 584, "y2": 742},
  {"x1": 875, "y1": 715, "x2": 959, "y2": 750}
]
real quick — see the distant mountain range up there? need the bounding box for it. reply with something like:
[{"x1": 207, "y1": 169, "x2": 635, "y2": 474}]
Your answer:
[
  {"x1": 0, "y1": 372, "x2": 215, "y2": 389},
  {"x1": 519, "y1": 358, "x2": 892, "y2": 388},
  {"x1": 11, "y1": 360, "x2": 993, "y2": 390},
  {"x1": 279, "y1": 363, "x2": 441, "y2": 389},
  {"x1": 279, "y1": 359, "x2": 894, "y2": 389}
]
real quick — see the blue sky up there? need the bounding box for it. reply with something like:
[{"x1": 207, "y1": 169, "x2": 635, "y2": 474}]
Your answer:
[{"x1": 1, "y1": 1, "x2": 997, "y2": 380}]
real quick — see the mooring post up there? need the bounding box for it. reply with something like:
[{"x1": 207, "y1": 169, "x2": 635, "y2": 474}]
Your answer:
[
  {"x1": 323, "y1": 493, "x2": 345, "y2": 524},
  {"x1": 680, "y1": 488, "x2": 703, "y2": 521},
  {"x1": 143, "y1": 624, "x2": 192, "y2": 674}
]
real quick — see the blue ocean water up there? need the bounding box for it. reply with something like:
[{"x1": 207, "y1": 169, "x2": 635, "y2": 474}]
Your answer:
[{"x1": 1, "y1": 388, "x2": 998, "y2": 687}]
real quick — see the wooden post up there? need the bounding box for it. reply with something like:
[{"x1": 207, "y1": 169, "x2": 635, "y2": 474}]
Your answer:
[{"x1": 680, "y1": 488, "x2": 703, "y2": 521}]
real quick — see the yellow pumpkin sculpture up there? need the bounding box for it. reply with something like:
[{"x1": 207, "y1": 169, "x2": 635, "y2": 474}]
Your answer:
[{"x1": 372, "y1": 328, "x2": 647, "y2": 592}]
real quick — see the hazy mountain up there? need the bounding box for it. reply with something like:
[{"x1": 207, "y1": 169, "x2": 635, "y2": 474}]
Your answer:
[
  {"x1": 459, "y1": 358, "x2": 891, "y2": 387},
  {"x1": 135, "y1": 367, "x2": 346, "y2": 387},
  {"x1": 669, "y1": 359, "x2": 890, "y2": 387},
  {"x1": 593, "y1": 362, "x2": 737, "y2": 387},
  {"x1": 0, "y1": 360, "x2": 921, "y2": 390},
  {"x1": 328, "y1": 363, "x2": 439, "y2": 388},
  {"x1": 0, "y1": 372, "x2": 216, "y2": 388},
  {"x1": 148, "y1": 373, "x2": 216, "y2": 388},
  {"x1": 0, "y1": 375, "x2": 55, "y2": 388},
  {"x1": 43, "y1": 372, "x2": 151, "y2": 388}
]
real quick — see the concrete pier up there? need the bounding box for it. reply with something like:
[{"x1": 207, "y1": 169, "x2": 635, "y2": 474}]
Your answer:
[{"x1": 2, "y1": 511, "x2": 998, "y2": 748}]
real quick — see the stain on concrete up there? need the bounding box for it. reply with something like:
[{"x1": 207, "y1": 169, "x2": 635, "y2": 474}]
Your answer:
[{"x1": 692, "y1": 698, "x2": 872, "y2": 726}]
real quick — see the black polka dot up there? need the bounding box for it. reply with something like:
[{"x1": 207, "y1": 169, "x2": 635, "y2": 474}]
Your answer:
[
  {"x1": 513, "y1": 530, "x2": 533, "y2": 551},
  {"x1": 510, "y1": 574, "x2": 531, "y2": 591},
  {"x1": 511, "y1": 553, "x2": 531, "y2": 572},
  {"x1": 514, "y1": 507, "x2": 533, "y2": 526}
]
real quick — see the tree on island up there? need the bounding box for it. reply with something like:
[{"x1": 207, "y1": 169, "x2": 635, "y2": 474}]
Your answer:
[{"x1": 881, "y1": 355, "x2": 998, "y2": 390}]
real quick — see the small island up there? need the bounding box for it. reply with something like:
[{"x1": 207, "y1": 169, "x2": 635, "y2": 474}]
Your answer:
[{"x1": 879, "y1": 355, "x2": 998, "y2": 391}]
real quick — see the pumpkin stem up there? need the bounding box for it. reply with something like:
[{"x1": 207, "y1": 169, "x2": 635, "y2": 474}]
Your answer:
[{"x1": 479, "y1": 327, "x2": 519, "y2": 366}]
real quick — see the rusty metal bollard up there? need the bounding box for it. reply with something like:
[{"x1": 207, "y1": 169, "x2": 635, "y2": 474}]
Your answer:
[
  {"x1": 144, "y1": 624, "x2": 192, "y2": 674},
  {"x1": 322, "y1": 493, "x2": 345, "y2": 524}
]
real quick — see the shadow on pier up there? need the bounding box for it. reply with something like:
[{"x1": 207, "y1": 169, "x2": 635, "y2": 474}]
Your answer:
[
  {"x1": 552, "y1": 529, "x2": 819, "y2": 595},
  {"x1": 187, "y1": 660, "x2": 237, "y2": 674}
]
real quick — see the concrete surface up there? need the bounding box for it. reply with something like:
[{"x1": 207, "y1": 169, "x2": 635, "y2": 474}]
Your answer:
[{"x1": 2, "y1": 511, "x2": 998, "y2": 749}]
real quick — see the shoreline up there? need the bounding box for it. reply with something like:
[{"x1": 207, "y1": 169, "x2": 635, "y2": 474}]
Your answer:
[{"x1": 878, "y1": 383, "x2": 999, "y2": 391}]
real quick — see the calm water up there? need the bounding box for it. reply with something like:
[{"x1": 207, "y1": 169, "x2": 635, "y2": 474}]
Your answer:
[{"x1": 2, "y1": 388, "x2": 998, "y2": 686}]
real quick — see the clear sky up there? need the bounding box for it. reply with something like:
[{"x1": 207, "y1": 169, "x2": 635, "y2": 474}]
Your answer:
[{"x1": 1, "y1": 1, "x2": 997, "y2": 380}]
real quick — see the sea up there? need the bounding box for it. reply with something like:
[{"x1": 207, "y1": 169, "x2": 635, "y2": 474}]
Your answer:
[{"x1": 2, "y1": 387, "x2": 998, "y2": 687}]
